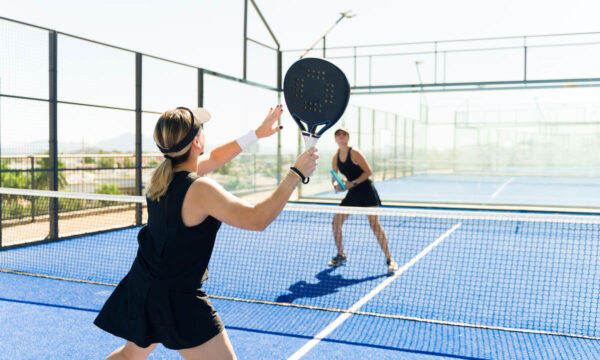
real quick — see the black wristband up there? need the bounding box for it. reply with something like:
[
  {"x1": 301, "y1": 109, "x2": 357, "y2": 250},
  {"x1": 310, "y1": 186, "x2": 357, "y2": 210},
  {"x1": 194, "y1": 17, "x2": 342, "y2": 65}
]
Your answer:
[{"x1": 290, "y1": 167, "x2": 309, "y2": 184}]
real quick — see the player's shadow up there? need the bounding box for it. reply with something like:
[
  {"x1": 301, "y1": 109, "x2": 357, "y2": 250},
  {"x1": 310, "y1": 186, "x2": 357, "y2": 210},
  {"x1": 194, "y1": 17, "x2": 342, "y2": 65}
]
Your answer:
[{"x1": 276, "y1": 267, "x2": 387, "y2": 304}]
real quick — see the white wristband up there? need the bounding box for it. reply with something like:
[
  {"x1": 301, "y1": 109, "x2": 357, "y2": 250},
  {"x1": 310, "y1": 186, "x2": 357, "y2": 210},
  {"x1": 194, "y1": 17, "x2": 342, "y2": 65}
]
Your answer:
[{"x1": 236, "y1": 130, "x2": 258, "y2": 151}]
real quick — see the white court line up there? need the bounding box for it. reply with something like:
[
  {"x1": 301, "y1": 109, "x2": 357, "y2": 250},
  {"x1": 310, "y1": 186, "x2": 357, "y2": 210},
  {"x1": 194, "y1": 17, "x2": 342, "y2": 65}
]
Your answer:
[
  {"x1": 491, "y1": 177, "x2": 515, "y2": 199},
  {"x1": 286, "y1": 223, "x2": 462, "y2": 360}
]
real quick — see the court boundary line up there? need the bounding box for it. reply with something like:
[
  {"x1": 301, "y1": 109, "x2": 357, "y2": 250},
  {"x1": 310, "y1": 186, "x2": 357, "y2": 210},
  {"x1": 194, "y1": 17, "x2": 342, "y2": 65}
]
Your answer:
[
  {"x1": 286, "y1": 223, "x2": 463, "y2": 360},
  {"x1": 491, "y1": 177, "x2": 515, "y2": 199}
]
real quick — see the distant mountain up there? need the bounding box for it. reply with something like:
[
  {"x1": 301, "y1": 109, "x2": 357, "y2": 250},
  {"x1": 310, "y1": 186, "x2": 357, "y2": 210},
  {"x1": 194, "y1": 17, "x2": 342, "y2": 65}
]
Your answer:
[
  {"x1": 95, "y1": 133, "x2": 157, "y2": 153},
  {"x1": 2, "y1": 133, "x2": 294, "y2": 156},
  {"x1": 2, "y1": 133, "x2": 156, "y2": 155}
]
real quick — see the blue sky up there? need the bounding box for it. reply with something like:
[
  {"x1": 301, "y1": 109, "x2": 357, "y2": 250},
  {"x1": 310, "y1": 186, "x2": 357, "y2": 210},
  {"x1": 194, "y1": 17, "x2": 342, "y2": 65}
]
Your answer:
[{"x1": 2, "y1": 0, "x2": 599, "y2": 77}]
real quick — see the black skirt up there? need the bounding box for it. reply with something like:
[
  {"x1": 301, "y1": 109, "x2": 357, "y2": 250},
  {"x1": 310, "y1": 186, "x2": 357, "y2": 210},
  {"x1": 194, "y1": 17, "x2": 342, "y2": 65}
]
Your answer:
[
  {"x1": 340, "y1": 180, "x2": 382, "y2": 207},
  {"x1": 94, "y1": 261, "x2": 224, "y2": 350}
]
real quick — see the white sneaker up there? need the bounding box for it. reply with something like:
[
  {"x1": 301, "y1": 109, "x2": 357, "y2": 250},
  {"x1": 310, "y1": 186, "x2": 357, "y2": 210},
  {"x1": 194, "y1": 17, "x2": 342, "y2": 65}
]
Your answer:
[
  {"x1": 387, "y1": 258, "x2": 398, "y2": 273},
  {"x1": 328, "y1": 253, "x2": 348, "y2": 267}
]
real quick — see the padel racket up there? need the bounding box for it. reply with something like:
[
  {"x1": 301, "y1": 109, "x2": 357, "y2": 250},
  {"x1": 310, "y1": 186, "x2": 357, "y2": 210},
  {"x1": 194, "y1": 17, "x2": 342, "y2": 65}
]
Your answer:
[
  {"x1": 283, "y1": 58, "x2": 350, "y2": 149},
  {"x1": 330, "y1": 169, "x2": 346, "y2": 191}
]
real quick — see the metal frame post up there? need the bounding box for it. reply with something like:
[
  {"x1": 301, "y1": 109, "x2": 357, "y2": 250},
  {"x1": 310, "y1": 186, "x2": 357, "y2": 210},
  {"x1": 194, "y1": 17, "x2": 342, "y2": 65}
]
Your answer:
[
  {"x1": 434, "y1": 42, "x2": 438, "y2": 83},
  {"x1": 243, "y1": 0, "x2": 248, "y2": 79},
  {"x1": 198, "y1": 68, "x2": 204, "y2": 107},
  {"x1": 453, "y1": 112, "x2": 457, "y2": 173},
  {"x1": 30, "y1": 156, "x2": 35, "y2": 221},
  {"x1": 353, "y1": 47, "x2": 357, "y2": 86},
  {"x1": 371, "y1": 109, "x2": 376, "y2": 177},
  {"x1": 357, "y1": 107, "x2": 362, "y2": 148},
  {"x1": 0, "y1": 77, "x2": 2, "y2": 247},
  {"x1": 296, "y1": 126, "x2": 302, "y2": 198},
  {"x1": 49, "y1": 31, "x2": 59, "y2": 239},
  {"x1": 403, "y1": 117, "x2": 407, "y2": 177},
  {"x1": 411, "y1": 119, "x2": 415, "y2": 176},
  {"x1": 394, "y1": 115, "x2": 398, "y2": 178},
  {"x1": 523, "y1": 36, "x2": 528, "y2": 81},
  {"x1": 135, "y1": 53, "x2": 142, "y2": 225},
  {"x1": 276, "y1": 50, "x2": 282, "y2": 184}
]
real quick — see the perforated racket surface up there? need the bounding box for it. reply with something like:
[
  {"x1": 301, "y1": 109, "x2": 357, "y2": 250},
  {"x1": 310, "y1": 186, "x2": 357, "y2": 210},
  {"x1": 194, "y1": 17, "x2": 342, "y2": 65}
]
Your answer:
[{"x1": 284, "y1": 58, "x2": 350, "y2": 148}]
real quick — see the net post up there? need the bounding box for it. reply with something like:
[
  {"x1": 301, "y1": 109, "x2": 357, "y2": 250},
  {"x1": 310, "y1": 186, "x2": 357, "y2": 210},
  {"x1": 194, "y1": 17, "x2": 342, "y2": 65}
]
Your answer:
[
  {"x1": 135, "y1": 52, "x2": 142, "y2": 225},
  {"x1": 49, "y1": 30, "x2": 58, "y2": 239}
]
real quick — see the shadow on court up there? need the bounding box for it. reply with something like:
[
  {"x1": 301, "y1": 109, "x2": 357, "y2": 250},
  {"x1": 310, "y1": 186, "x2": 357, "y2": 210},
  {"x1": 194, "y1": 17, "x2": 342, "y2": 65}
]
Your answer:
[{"x1": 275, "y1": 267, "x2": 387, "y2": 304}]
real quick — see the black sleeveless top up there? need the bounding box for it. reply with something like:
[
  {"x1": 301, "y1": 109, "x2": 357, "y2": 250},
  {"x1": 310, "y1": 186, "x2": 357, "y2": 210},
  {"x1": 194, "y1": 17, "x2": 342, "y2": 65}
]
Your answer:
[
  {"x1": 138, "y1": 171, "x2": 221, "y2": 284},
  {"x1": 337, "y1": 147, "x2": 369, "y2": 191},
  {"x1": 94, "y1": 171, "x2": 225, "y2": 349}
]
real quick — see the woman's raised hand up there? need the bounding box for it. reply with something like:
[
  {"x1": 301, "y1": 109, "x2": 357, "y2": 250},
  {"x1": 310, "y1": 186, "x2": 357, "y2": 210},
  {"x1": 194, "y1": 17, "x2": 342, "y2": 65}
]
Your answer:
[{"x1": 255, "y1": 105, "x2": 284, "y2": 139}]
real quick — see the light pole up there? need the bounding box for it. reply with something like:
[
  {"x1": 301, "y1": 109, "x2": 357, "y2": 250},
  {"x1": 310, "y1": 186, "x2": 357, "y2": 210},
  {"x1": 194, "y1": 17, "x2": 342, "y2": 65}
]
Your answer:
[
  {"x1": 414, "y1": 60, "x2": 428, "y2": 106},
  {"x1": 300, "y1": 10, "x2": 357, "y2": 59}
]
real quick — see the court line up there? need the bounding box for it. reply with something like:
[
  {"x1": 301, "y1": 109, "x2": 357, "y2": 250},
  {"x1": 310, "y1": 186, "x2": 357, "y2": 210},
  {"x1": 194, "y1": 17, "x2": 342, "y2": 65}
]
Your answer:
[
  {"x1": 286, "y1": 222, "x2": 462, "y2": 360},
  {"x1": 491, "y1": 177, "x2": 515, "y2": 199}
]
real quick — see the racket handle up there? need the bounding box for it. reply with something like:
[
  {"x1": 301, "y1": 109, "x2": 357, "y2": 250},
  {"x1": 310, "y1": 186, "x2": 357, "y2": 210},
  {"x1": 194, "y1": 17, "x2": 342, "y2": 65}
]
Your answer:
[
  {"x1": 301, "y1": 131, "x2": 320, "y2": 149},
  {"x1": 299, "y1": 132, "x2": 320, "y2": 183}
]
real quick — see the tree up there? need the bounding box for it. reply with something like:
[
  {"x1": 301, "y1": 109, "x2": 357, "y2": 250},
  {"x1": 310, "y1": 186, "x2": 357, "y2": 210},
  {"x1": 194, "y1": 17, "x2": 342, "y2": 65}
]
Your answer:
[
  {"x1": 34, "y1": 157, "x2": 67, "y2": 190},
  {"x1": 99, "y1": 157, "x2": 115, "y2": 168},
  {"x1": 95, "y1": 184, "x2": 122, "y2": 195},
  {"x1": 0, "y1": 162, "x2": 30, "y2": 189},
  {"x1": 123, "y1": 157, "x2": 135, "y2": 168}
]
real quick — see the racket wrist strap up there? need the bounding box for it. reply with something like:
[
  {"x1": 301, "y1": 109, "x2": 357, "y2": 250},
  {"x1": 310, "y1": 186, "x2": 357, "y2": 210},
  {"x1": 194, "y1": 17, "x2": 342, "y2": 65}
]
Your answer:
[
  {"x1": 236, "y1": 130, "x2": 258, "y2": 151},
  {"x1": 290, "y1": 167, "x2": 309, "y2": 184}
]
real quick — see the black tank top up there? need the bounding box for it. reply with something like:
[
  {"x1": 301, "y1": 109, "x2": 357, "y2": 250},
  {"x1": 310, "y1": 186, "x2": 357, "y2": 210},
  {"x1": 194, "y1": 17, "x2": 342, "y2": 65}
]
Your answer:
[
  {"x1": 338, "y1": 147, "x2": 364, "y2": 181},
  {"x1": 337, "y1": 147, "x2": 371, "y2": 191},
  {"x1": 134, "y1": 171, "x2": 221, "y2": 288}
]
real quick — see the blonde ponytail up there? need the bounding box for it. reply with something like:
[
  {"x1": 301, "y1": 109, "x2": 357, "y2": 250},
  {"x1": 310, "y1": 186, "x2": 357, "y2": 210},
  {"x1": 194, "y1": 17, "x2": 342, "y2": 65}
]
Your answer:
[
  {"x1": 147, "y1": 159, "x2": 175, "y2": 201},
  {"x1": 146, "y1": 108, "x2": 199, "y2": 201}
]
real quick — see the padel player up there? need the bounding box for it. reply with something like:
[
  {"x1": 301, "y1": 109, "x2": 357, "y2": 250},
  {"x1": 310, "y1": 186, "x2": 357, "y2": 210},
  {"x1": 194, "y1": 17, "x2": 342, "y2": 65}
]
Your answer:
[
  {"x1": 95, "y1": 105, "x2": 318, "y2": 360},
  {"x1": 329, "y1": 127, "x2": 398, "y2": 274}
]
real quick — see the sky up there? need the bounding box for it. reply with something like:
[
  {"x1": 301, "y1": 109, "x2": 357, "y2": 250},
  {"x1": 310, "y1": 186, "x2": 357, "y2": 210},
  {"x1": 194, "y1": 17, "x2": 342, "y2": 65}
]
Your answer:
[
  {"x1": 1, "y1": 0, "x2": 599, "y2": 154},
  {"x1": 2, "y1": 0, "x2": 600, "y2": 77}
]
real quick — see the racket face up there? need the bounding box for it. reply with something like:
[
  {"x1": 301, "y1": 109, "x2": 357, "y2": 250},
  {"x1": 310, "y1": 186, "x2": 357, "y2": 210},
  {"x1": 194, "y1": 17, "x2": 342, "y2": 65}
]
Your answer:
[
  {"x1": 330, "y1": 169, "x2": 346, "y2": 190},
  {"x1": 283, "y1": 58, "x2": 350, "y2": 136}
]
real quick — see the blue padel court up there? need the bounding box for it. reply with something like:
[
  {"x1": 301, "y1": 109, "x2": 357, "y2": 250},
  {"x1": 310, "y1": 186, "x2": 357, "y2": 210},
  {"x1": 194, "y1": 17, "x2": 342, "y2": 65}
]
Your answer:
[
  {"x1": 314, "y1": 174, "x2": 600, "y2": 208},
  {"x1": 2, "y1": 3, "x2": 600, "y2": 359},
  {"x1": 1, "y1": 205, "x2": 599, "y2": 359}
]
